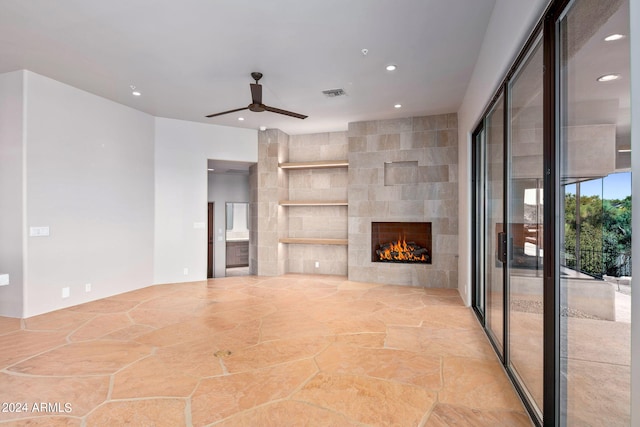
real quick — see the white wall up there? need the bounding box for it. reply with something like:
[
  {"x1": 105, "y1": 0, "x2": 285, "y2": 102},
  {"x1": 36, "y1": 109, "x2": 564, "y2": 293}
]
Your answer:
[
  {"x1": 154, "y1": 118, "x2": 257, "y2": 284},
  {"x1": 0, "y1": 71, "x2": 25, "y2": 317},
  {"x1": 457, "y1": 0, "x2": 550, "y2": 304},
  {"x1": 630, "y1": 0, "x2": 639, "y2": 424},
  {"x1": 208, "y1": 173, "x2": 251, "y2": 277},
  {"x1": 23, "y1": 71, "x2": 155, "y2": 317}
]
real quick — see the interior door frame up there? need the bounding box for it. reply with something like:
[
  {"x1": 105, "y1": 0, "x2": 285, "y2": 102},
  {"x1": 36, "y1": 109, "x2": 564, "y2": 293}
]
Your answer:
[{"x1": 207, "y1": 202, "x2": 214, "y2": 278}]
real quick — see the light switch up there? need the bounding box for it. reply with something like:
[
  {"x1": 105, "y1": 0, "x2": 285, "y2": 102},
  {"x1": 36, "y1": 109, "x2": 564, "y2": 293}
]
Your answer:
[
  {"x1": 0, "y1": 274, "x2": 9, "y2": 286},
  {"x1": 29, "y1": 226, "x2": 50, "y2": 237}
]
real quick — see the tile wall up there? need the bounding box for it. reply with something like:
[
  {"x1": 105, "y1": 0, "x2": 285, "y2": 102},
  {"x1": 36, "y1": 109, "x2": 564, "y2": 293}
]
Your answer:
[
  {"x1": 252, "y1": 113, "x2": 459, "y2": 288},
  {"x1": 347, "y1": 114, "x2": 459, "y2": 287}
]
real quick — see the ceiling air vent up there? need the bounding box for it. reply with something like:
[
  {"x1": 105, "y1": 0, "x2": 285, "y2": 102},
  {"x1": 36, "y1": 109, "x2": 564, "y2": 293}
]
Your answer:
[{"x1": 322, "y1": 88, "x2": 347, "y2": 97}]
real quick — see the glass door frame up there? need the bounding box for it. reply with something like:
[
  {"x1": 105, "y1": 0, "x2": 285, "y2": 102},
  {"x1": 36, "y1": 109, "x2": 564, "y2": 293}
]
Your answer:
[{"x1": 471, "y1": 0, "x2": 580, "y2": 425}]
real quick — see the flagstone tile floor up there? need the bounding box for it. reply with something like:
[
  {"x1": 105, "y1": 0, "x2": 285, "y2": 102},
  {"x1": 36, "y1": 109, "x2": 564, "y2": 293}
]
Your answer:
[{"x1": 0, "y1": 274, "x2": 531, "y2": 426}]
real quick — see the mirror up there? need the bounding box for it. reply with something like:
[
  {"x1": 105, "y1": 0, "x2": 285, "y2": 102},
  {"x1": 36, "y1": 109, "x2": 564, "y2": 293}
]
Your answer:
[{"x1": 225, "y1": 202, "x2": 249, "y2": 241}]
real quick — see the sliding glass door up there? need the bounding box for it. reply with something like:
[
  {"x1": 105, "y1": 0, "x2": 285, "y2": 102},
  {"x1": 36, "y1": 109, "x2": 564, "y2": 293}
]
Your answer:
[
  {"x1": 485, "y1": 94, "x2": 506, "y2": 356},
  {"x1": 557, "y1": 0, "x2": 631, "y2": 424},
  {"x1": 507, "y1": 35, "x2": 545, "y2": 418},
  {"x1": 472, "y1": 0, "x2": 632, "y2": 425}
]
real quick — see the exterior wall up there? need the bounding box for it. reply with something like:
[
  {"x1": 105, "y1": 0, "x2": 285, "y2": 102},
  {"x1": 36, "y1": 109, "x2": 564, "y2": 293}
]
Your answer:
[
  {"x1": 347, "y1": 115, "x2": 459, "y2": 287},
  {"x1": 0, "y1": 71, "x2": 25, "y2": 317}
]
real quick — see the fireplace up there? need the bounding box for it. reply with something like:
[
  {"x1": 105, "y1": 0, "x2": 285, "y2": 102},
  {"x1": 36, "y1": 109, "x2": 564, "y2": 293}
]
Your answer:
[{"x1": 371, "y1": 222, "x2": 432, "y2": 264}]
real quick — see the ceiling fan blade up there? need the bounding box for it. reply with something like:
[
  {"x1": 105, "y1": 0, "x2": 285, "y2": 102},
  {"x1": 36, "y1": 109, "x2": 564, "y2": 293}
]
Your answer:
[
  {"x1": 263, "y1": 105, "x2": 308, "y2": 119},
  {"x1": 205, "y1": 107, "x2": 248, "y2": 118},
  {"x1": 250, "y1": 83, "x2": 262, "y2": 104}
]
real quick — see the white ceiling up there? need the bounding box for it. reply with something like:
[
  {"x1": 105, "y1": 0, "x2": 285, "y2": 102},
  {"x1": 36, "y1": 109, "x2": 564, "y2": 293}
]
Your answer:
[{"x1": 0, "y1": 0, "x2": 496, "y2": 135}]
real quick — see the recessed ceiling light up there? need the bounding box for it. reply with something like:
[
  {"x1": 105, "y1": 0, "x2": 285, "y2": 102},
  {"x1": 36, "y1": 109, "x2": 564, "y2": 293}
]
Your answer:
[
  {"x1": 394, "y1": 104, "x2": 402, "y2": 109},
  {"x1": 617, "y1": 147, "x2": 631, "y2": 153},
  {"x1": 604, "y1": 34, "x2": 625, "y2": 41},
  {"x1": 208, "y1": 168, "x2": 215, "y2": 171},
  {"x1": 386, "y1": 64, "x2": 397, "y2": 71},
  {"x1": 238, "y1": 117, "x2": 245, "y2": 121},
  {"x1": 132, "y1": 91, "x2": 141, "y2": 96},
  {"x1": 259, "y1": 126, "x2": 267, "y2": 131},
  {"x1": 597, "y1": 73, "x2": 620, "y2": 82}
]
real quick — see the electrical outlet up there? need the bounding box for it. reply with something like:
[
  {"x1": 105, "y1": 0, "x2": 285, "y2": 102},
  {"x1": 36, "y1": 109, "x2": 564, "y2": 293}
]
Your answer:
[
  {"x1": 62, "y1": 287, "x2": 70, "y2": 298},
  {"x1": 85, "y1": 283, "x2": 92, "y2": 292},
  {"x1": 315, "y1": 261, "x2": 320, "y2": 268},
  {"x1": 0, "y1": 274, "x2": 9, "y2": 286},
  {"x1": 183, "y1": 268, "x2": 189, "y2": 276}
]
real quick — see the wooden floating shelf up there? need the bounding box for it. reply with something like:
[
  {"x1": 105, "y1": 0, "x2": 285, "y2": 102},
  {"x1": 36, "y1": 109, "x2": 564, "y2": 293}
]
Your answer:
[
  {"x1": 279, "y1": 160, "x2": 349, "y2": 169},
  {"x1": 279, "y1": 238, "x2": 348, "y2": 246},
  {"x1": 279, "y1": 200, "x2": 348, "y2": 206}
]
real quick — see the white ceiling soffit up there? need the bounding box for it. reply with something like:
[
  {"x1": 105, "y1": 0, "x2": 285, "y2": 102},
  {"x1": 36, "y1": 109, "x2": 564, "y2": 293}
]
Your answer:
[{"x1": 0, "y1": 0, "x2": 495, "y2": 135}]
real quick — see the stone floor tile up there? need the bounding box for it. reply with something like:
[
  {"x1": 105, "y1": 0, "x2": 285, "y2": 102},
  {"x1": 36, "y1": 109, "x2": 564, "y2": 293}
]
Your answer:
[
  {"x1": 326, "y1": 315, "x2": 386, "y2": 335},
  {"x1": 85, "y1": 399, "x2": 186, "y2": 427},
  {"x1": 191, "y1": 359, "x2": 317, "y2": 426},
  {"x1": 316, "y1": 343, "x2": 441, "y2": 389},
  {"x1": 68, "y1": 313, "x2": 133, "y2": 341},
  {"x1": 22, "y1": 310, "x2": 93, "y2": 332},
  {"x1": 214, "y1": 400, "x2": 361, "y2": 426},
  {"x1": 420, "y1": 294, "x2": 465, "y2": 306},
  {"x1": 439, "y1": 357, "x2": 525, "y2": 412},
  {"x1": 331, "y1": 332, "x2": 387, "y2": 348},
  {"x1": 8, "y1": 340, "x2": 152, "y2": 375},
  {"x1": 111, "y1": 353, "x2": 205, "y2": 399},
  {"x1": 204, "y1": 303, "x2": 277, "y2": 325},
  {"x1": 385, "y1": 325, "x2": 496, "y2": 359},
  {"x1": 101, "y1": 324, "x2": 155, "y2": 340},
  {"x1": 424, "y1": 403, "x2": 532, "y2": 426},
  {"x1": 105, "y1": 283, "x2": 178, "y2": 301},
  {"x1": 0, "y1": 330, "x2": 68, "y2": 369},
  {"x1": 127, "y1": 307, "x2": 194, "y2": 329},
  {"x1": 0, "y1": 417, "x2": 82, "y2": 426},
  {"x1": 0, "y1": 274, "x2": 534, "y2": 426},
  {"x1": 0, "y1": 316, "x2": 21, "y2": 335},
  {"x1": 223, "y1": 336, "x2": 329, "y2": 373},
  {"x1": 133, "y1": 295, "x2": 215, "y2": 314},
  {"x1": 66, "y1": 299, "x2": 139, "y2": 313},
  {"x1": 419, "y1": 305, "x2": 481, "y2": 329},
  {"x1": 134, "y1": 316, "x2": 236, "y2": 347},
  {"x1": 0, "y1": 373, "x2": 109, "y2": 421},
  {"x1": 259, "y1": 309, "x2": 331, "y2": 341},
  {"x1": 294, "y1": 372, "x2": 437, "y2": 426}
]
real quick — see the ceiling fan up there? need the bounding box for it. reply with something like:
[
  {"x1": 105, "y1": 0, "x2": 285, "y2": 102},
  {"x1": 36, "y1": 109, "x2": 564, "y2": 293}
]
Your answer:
[{"x1": 206, "y1": 72, "x2": 307, "y2": 120}]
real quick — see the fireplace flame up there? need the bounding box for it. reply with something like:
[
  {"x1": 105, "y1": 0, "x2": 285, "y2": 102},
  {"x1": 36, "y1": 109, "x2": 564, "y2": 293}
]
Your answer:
[{"x1": 378, "y1": 236, "x2": 427, "y2": 262}]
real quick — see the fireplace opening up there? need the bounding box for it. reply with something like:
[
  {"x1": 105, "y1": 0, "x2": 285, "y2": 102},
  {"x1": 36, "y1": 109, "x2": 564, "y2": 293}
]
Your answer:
[{"x1": 371, "y1": 222, "x2": 432, "y2": 264}]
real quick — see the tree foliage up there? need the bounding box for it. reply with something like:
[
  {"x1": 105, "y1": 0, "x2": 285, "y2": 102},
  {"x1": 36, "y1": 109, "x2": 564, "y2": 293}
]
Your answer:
[{"x1": 564, "y1": 192, "x2": 632, "y2": 277}]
